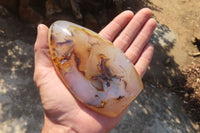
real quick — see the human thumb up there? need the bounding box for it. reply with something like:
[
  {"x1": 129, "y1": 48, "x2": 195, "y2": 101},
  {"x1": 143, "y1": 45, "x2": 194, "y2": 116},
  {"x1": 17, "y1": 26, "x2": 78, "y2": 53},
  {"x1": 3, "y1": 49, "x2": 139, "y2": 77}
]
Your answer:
[{"x1": 34, "y1": 24, "x2": 53, "y2": 82}]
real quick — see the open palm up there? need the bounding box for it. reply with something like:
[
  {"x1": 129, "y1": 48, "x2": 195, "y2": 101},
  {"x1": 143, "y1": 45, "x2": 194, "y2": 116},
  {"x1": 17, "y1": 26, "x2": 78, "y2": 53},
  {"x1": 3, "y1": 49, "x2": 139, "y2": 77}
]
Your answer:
[{"x1": 34, "y1": 8, "x2": 157, "y2": 133}]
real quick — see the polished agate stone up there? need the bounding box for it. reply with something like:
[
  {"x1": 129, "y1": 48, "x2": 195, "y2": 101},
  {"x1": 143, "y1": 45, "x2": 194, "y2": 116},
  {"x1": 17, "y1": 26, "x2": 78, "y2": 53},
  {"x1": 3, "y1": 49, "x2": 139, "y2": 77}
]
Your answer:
[{"x1": 48, "y1": 20, "x2": 143, "y2": 117}]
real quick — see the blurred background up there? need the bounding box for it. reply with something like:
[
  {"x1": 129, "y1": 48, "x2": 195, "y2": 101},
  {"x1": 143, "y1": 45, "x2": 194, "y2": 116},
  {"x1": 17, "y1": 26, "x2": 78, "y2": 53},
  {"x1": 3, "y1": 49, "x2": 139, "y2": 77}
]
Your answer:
[{"x1": 0, "y1": 0, "x2": 200, "y2": 132}]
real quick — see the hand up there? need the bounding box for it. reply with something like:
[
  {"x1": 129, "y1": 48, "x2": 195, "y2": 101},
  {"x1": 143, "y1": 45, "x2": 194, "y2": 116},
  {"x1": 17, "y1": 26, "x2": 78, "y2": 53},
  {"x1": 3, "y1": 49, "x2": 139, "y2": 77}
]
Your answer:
[{"x1": 34, "y1": 8, "x2": 157, "y2": 133}]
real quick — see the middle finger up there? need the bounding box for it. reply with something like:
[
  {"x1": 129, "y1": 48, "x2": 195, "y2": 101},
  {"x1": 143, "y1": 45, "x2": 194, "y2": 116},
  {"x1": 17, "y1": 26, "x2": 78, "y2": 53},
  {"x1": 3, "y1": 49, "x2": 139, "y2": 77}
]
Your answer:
[{"x1": 113, "y1": 8, "x2": 152, "y2": 52}]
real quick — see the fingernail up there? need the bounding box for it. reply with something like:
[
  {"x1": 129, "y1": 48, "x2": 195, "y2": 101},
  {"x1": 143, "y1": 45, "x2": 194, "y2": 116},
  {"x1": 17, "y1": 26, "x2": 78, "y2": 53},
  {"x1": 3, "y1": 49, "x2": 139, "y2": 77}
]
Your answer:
[
  {"x1": 37, "y1": 24, "x2": 43, "y2": 31},
  {"x1": 36, "y1": 24, "x2": 43, "y2": 38}
]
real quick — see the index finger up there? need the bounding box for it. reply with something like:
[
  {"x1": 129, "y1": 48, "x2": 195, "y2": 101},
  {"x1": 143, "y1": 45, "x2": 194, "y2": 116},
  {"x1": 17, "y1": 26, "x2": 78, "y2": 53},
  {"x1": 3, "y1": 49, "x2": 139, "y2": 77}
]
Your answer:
[{"x1": 99, "y1": 10, "x2": 134, "y2": 42}]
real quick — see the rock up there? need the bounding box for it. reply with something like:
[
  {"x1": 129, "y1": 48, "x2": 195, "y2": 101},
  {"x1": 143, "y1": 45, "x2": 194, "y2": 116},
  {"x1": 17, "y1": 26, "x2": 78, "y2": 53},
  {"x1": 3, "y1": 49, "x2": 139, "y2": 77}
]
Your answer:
[{"x1": 0, "y1": 40, "x2": 43, "y2": 133}]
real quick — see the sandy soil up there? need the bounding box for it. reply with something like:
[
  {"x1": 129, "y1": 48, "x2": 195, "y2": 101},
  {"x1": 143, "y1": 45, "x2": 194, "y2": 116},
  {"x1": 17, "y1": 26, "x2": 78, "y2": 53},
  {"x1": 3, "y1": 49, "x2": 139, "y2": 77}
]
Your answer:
[
  {"x1": 150, "y1": 0, "x2": 200, "y2": 65},
  {"x1": 149, "y1": 0, "x2": 200, "y2": 125}
]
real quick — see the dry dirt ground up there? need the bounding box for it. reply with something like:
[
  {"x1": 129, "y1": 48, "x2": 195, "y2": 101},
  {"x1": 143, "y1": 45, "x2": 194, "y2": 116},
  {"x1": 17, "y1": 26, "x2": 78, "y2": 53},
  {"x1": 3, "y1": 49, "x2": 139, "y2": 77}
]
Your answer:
[
  {"x1": 122, "y1": 0, "x2": 200, "y2": 127},
  {"x1": 148, "y1": 0, "x2": 200, "y2": 126},
  {"x1": 0, "y1": 0, "x2": 200, "y2": 132}
]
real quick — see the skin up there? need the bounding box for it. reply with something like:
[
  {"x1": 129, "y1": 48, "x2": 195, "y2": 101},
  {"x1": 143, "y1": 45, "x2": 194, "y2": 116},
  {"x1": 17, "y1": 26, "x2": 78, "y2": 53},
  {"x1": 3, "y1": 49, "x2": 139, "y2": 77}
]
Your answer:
[{"x1": 34, "y1": 8, "x2": 157, "y2": 133}]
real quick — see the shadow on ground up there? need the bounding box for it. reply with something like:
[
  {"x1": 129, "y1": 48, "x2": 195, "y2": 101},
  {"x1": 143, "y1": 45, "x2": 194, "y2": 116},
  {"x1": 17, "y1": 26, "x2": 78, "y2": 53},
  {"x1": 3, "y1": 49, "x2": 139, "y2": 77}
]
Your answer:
[
  {"x1": 112, "y1": 23, "x2": 200, "y2": 133},
  {"x1": 0, "y1": 0, "x2": 162, "y2": 33},
  {"x1": 148, "y1": 23, "x2": 200, "y2": 128},
  {"x1": 146, "y1": 23, "x2": 182, "y2": 88},
  {"x1": 121, "y1": 0, "x2": 162, "y2": 12},
  {"x1": 0, "y1": 12, "x2": 43, "y2": 133}
]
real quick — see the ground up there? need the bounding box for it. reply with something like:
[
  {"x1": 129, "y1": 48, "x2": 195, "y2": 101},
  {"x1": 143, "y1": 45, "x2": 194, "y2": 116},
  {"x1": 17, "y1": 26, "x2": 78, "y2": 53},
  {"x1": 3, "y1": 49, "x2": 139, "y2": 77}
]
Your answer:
[
  {"x1": 0, "y1": 0, "x2": 200, "y2": 133},
  {"x1": 149, "y1": 0, "x2": 200, "y2": 126}
]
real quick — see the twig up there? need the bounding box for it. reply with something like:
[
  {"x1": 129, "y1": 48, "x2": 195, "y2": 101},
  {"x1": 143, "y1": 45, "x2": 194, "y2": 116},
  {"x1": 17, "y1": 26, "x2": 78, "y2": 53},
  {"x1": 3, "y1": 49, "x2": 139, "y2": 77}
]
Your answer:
[{"x1": 189, "y1": 52, "x2": 200, "y2": 57}]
